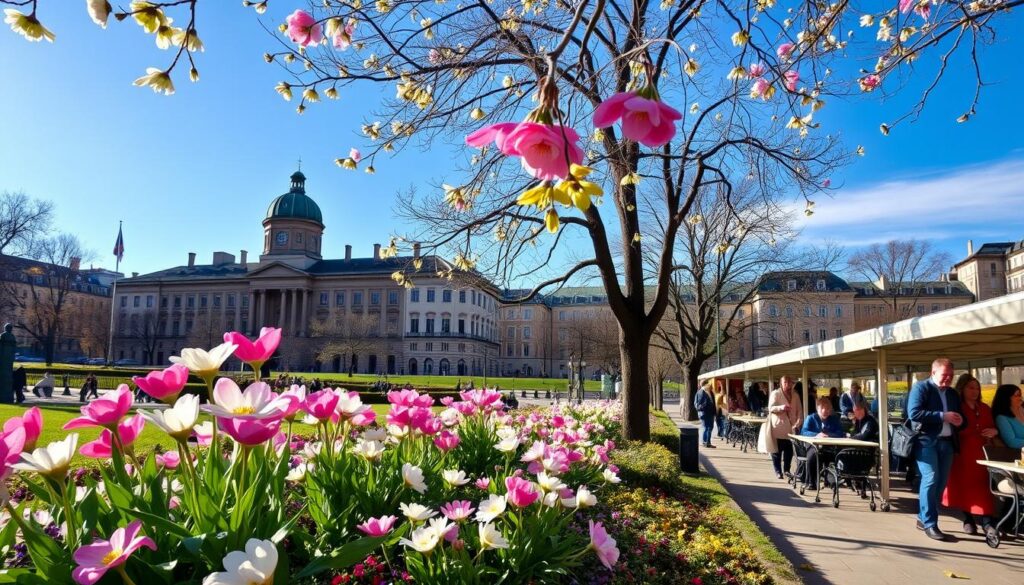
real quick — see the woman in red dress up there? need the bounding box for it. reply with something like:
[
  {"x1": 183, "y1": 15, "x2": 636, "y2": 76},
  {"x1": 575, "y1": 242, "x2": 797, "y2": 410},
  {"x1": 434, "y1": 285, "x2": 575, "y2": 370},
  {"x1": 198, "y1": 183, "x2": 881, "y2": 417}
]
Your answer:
[{"x1": 942, "y1": 374, "x2": 999, "y2": 537}]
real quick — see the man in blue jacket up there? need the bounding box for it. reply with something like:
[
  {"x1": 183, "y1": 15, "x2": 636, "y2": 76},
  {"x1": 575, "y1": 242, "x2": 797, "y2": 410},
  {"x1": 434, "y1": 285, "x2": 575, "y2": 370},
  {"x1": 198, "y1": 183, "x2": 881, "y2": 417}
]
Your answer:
[
  {"x1": 694, "y1": 380, "x2": 718, "y2": 448},
  {"x1": 908, "y1": 357, "x2": 964, "y2": 541},
  {"x1": 798, "y1": 397, "x2": 845, "y2": 490}
]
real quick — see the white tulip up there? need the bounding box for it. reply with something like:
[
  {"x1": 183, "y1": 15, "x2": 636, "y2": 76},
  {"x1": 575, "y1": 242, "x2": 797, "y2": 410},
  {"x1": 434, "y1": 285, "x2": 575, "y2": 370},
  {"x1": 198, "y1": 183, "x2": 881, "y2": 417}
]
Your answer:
[
  {"x1": 402, "y1": 463, "x2": 428, "y2": 494},
  {"x1": 475, "y1": 494, "x2": 506, "y2": 523},
  {"x1": 13, "y1": 434, "x2": 78, "y2": 479},
  {"x1": 202, "y1": 538, "x2": 278, "y2": 585},
  {"x1": 399, "y1": 525, "x2": 441, "y2": 554},
  {"x1": 399, "y1": 502, "x2": 437, "y2": 522},
  {"x1": 478, "y1": 522, "x2": 509, "y2": 550},
  {"x1": 140, "y1": 394, "x2": 200, "y2": 441},
  {"x1": 442, "y1": 469, "x2": 470, "y2": 487},
  {"x1": 170, "y1": 342, "x2": 237, "y2": 379}
]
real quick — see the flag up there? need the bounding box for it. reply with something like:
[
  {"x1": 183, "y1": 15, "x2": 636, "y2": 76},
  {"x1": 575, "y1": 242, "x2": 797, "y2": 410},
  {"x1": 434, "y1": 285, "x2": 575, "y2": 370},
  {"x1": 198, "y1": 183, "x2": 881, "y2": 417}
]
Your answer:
[{"x1": 113, "y1": 224, "x2": 124, "y2": 263}]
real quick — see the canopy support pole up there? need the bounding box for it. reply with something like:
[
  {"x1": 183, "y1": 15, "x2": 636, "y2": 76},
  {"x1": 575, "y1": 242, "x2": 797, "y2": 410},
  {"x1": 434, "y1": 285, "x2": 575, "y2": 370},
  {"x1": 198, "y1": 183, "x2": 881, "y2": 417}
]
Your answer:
[
  {"x1": 996, "y1": 359, "x2": 1004, "y2": 386},
  {"x1": 801, "y1": 363, "x2": 809, "y2": 414},
  {"x1": 768, "y1": 367, "x2": 774, "y2": 391},
  {"x1": 878, "y1": 349, "x2": 890, "y2": 510}
]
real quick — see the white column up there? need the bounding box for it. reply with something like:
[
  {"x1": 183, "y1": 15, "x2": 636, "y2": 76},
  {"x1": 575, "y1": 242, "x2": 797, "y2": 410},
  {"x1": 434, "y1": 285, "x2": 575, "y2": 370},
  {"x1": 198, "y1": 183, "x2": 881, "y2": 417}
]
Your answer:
[
  {"x1": 299, "y1": 289, "x2": 309, "y2": 337},
  {"x1": 258, "y1": 290, "x2": 266, "y2": 331},
  {"x1": 246, "y1": 290, "x2": 256, "y2": 335},
  {"x1": 878, "y1": 348, "x2": 890, "y2": 508},
  {"x1": 234, "y1": 294, "x2": 241, "y2": 332},
  {"x1": 290, "y1": 288, "x2": 298, "y2": 336}
]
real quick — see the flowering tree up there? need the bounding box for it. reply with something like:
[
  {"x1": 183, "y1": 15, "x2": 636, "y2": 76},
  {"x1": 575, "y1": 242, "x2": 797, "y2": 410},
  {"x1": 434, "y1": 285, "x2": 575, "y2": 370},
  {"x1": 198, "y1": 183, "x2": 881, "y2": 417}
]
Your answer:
[{"x1": 3, "y1": 0, "x2": 1018, "y2": 439}]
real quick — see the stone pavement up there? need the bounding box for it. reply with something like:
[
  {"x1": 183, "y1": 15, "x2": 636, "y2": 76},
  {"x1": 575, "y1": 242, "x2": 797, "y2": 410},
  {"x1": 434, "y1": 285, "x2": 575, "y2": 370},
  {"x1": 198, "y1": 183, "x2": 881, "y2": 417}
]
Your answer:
[{"x1": 663, "y1": 409, "x2": 1023, "y2": 585}]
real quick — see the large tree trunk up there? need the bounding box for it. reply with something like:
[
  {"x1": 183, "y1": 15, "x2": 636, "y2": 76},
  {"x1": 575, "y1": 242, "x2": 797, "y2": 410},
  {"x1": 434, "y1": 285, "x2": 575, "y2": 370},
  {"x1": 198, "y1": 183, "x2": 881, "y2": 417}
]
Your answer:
[
  {"x1": 44, "y1": 332, "x2": 56, "y2": 366},
  {"x1": 620, "y1": 329, "x2": 651, "y2": 441},
  {"x1": 682, "y1": 364, "x2": 700, "y2": 421}
]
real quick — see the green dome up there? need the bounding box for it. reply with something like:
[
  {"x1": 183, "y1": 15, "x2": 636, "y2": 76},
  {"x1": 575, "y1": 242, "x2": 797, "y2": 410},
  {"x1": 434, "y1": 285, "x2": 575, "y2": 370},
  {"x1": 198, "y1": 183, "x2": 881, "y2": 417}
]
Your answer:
[{"x1": 266, "y1": 171, "x2": 323, "y2": 224}]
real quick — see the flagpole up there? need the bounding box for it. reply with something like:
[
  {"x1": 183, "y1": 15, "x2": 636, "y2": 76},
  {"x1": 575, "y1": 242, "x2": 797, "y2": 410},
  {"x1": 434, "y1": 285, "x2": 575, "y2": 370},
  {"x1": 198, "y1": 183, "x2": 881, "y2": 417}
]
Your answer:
[{"x1": 106, "y1": 221, "x2": 122, "y2": 365}]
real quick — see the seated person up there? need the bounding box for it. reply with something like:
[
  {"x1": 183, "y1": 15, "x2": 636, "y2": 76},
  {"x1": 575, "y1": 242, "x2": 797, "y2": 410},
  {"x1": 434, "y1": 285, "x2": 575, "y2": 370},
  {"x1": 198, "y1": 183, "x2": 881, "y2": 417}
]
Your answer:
[
  {"x1": 31, "y1": 372, "x2": 55, "y2": 398},
  {"x1": 799, "y1": 397, "x2": 845, "y2": 491},
  {"x1": 849, "y1": 402, "x2": 879, "y2": 442},
  {"x1": 828, "y1": 387, "x2": 841, "y2": 413},
  {"x1": 840, "y1": 381, "x2": 868, "y2": 419},
  {"x1": 992, "y1": 384, "x2": 1024, "y2": 449}
]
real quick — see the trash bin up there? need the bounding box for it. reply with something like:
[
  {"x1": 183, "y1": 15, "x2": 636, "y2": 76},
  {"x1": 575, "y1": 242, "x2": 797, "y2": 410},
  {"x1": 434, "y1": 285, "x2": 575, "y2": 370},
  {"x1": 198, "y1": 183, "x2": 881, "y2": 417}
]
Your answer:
[{"x1": 679, "y1": 426, "x2": 699, "y2": 473}]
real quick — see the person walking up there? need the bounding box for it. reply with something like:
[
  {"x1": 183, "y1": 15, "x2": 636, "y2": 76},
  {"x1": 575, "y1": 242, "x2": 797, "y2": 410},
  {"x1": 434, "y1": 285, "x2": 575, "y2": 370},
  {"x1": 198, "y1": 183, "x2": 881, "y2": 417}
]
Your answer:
[
  {"x1": 87, "y1": 373, "x2": 99, "y2": 399},
  {"x1": 942, "y1": 374, "x2": 998, "y2": 539},
  {"x1": 694, "y1": 380, "x2": 718, "y2": 448},
  {"x1": 767, "y1": 376, "x2": 803, "y2": 480},
  {"x1": 714, "y1": 382, "x2": 728, "y2": 441},
  {"x1": 908, "y1": 357, "x2": 965, "y2": 542},
  {"x1": 12, "y1": 366, "x2": 27, "y2": 404}
]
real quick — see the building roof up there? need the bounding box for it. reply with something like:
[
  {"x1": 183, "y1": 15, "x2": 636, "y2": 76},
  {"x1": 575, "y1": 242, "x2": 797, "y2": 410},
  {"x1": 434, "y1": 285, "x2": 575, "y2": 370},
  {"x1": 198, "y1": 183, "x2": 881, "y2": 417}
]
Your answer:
[
  {"x1": 953, "y1": 241, "x2": 1015, "y2": 268},
  {"x1": 265, "y1": 172, "x2": 323, "y2": 225},
  {"x1": 755, "y1": 271, "x2": 852, "y2": 293},
  {"x1": 501, "y1": 286, "x2": 609, "y2": 306},
  {"x1": 0, "y1": 254, "x2": 112, "y2": 296},
  {"x1": 846, "y1": 280, "x2": 974, "y2": 298}
]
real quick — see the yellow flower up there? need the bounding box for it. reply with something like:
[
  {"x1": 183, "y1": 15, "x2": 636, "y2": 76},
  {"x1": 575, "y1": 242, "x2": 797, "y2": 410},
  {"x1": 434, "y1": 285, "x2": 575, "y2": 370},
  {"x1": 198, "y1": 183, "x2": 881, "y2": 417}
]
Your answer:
[
  {"x1": 412, "y1": 257, "x2": 423, "y2": 271},
  {"x1": 684, "y1": 58, "x2": 699, "y2": 77},
  {"x1": 544, "y1": 208, "x2": 560, "y2": 233},
  {"x1": 275, "y1": 82, "x2": 293, "y2": 101},
  {"x1": 502, "y1": 75, "x2": 514, "y2": 89},
  {"x1": 620, "y1": 172, "x2": 641, "y2": 186},
  {"x1": 335, "y1": 158, "x2": 358, "y2": 170},
  {"x1": 859, "y1": 14, "x2": 874, "y2": 27},
  {"x1": 453, "y1": 253, "x2": 476, "y2": 271},
  {"x1": 189, "y1": 67, "x2": 200, "y2": 82},
  {"x1": 470, "y1": 107, "x2": 485, "y2": 120},
  {"x1": 303, "y1": 88, "x2": 320, "y2": 102},
  {"x1": 391, "y1": 271, "x2": 406, "y2": 286},
  {"x1": 731, "y1": 30, "x2": 750, "y2": 46},
  {"x1": 688, "y1": 214, "x2": 703, "y2": 225},
  {"x1": 365, "y1": 165, "x2": 376, "y2": 174},
  {"x1": 561, "y1": 165, "x2": 602, "y2": 212},
  {"x1": 173, "y1": 28, "x2": 204, "y2": 52},
  {"x1": 363, "y1": 122, "x2": 381, "y2": 139},
  {"x1": 879, "y1": 123, "x2": 890, "y2": 136},
  {"x1": 726, "y1": 65, "x2": 747, "y2": 80},
  {"x1": 856, "y1": 145, "x2": 866, "y2": 156},
  {"x1": 133, "y1": 67, "x2": 175, "y2": 95},
  {"x1": 130, "y1": 1, "x2": 166, "y2": 33},
  {"x1": 325, "y1": 87, "x2": 339, "y2": 100},
  {"x1": 87, "y1": 0, "x2": 112, "y2": 28},
  {"x1": 4, "y1": 9, "x2": 55, "y2": 42},
  {"x1": 155, "y1": 24, "x2": 178, "y2": 49},
  {"x1": 443, "y1": 184, "x2": 472, "y2": 211}
]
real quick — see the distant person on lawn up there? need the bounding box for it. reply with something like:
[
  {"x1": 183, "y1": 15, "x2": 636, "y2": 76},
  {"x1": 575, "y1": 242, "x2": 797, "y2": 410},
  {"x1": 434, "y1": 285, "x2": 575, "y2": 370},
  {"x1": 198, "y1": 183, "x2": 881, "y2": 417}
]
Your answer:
[{"x1": 694, "y1": 380, "x2": 718, "y2": 449}]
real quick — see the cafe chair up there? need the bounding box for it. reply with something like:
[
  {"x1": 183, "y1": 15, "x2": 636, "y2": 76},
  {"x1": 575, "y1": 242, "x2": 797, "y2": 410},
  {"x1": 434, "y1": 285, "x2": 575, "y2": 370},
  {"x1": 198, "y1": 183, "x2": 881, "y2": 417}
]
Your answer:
[
  {"x1": 982, "y1": 444, "x2": 1024, "y2": 548},
  {"x1": 825, "y1": 448, "x2": 877, "y2": 511}
]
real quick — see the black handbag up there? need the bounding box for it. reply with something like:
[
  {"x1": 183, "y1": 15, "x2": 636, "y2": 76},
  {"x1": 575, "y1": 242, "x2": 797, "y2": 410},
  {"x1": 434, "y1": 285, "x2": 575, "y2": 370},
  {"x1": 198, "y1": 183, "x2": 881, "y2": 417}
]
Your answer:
[{"x1": 891, "y1": 420, "x2": 919, "y2": 459}]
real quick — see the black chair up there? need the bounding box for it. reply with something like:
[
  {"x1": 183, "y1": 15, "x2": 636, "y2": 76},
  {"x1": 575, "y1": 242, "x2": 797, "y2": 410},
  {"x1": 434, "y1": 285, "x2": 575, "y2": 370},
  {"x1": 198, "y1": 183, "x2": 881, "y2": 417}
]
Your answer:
[
  {"x1": 982, "y1": 444, "x2": 1023, "y2": 548},
  {"x1": 826, "y1": 448, "x2": 878, "y2": 511}
]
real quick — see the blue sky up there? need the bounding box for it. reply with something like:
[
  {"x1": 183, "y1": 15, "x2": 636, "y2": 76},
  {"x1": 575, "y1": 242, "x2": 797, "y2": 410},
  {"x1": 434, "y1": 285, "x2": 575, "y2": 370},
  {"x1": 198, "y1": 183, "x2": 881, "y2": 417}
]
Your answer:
[{"x1": 1, "y1": 4, "x2": 1022, "y2": 280}]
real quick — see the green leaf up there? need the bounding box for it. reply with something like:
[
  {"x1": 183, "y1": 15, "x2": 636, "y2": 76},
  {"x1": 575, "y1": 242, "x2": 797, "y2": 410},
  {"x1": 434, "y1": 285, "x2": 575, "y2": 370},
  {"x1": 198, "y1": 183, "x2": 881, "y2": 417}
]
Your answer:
[
  {"x1": 295, "y1": 535, "x2": 388, "y2": 578},
  {"x1": 128, "y1": 508, "x2": 193, "y2": 539}
]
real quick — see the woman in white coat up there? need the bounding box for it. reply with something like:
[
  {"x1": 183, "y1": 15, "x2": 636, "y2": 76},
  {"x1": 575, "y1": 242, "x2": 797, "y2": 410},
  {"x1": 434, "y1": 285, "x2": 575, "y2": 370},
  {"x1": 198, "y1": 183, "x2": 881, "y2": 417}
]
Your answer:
[{"x1": 766, "y1": 375, "x2": 803, "y2": 479}]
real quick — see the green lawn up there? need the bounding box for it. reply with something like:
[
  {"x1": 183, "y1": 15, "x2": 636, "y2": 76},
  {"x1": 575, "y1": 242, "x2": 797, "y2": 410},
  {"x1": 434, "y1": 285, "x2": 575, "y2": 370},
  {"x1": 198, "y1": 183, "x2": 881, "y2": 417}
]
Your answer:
[{"x1": 0, "y1": 403, "x2": 395, "y2": 467}]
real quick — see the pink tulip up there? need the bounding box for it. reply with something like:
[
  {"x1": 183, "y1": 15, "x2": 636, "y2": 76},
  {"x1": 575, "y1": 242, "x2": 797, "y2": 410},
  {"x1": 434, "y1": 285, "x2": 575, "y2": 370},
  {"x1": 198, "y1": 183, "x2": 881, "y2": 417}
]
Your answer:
[
  {"x1": 132, "y1": 364, "x2": 190, "y2": 404},
  {"x1": 64, "y1": 385, "x2": 134, "y2": 431},
  {"x1": 71, "y1": 519, "x2": 156, "y2": 585},
  {"x1": 434, "y1": 430, "x2": 460, "y2": 452},
  {"x1": 776, "y1": 42, "x2": 795, "y2": 61},
  {"x1": 1, "y1": 427, "x2": 26, "y2": 468},
  {"x1": 588, "y1": 520, "x2": 619, "y2": 569},
  {"x1": 504, "y1": 476, "x2": 539, "y2": 507},
  {"x1": 80, "y1": 415, "x2": 146, "y2": 459},
  {"x1": 280, "y1": 385, "x2": 307, "y2": 421},
  {"x1": 350, "y1": 409, "x2": 376, "y2": 427},
  {"x1": 357, "y1": 515, "x2": 397, "y2": 537},
  {"x1": 224, "y1": 327, "x2": 281, "y2": 368},
  {"x1": 204, "y1": 379, "x2": 291, "y2": 421},
  {"x1": 386, "y1": 388, "x2": 434, "y2": 408},
  {"x1": 466, "y1": 122, "x2": 584, "y2": 180},
  {"x1": 155, "y1": 451, "x2": 180, "y2": 469},
  {"x1": 459, "y1": 388, "x2": 503, "y2": 412},
  {"x1": 748, "y1": 62, "x2": 767, "y2": 78},
  {"x1": 3, "y1": 406, "x2": 42, "y2": 451},
  {"x1": 217, "y1": 417, "x2": 282, "y2": 446},
  {"x1": 304, "y1": 389, "x2": 341, "y2": 422},
  {"x1": 285, "y1": 9, "x2": 322, "y2": 47},
  {"x1": 192, "y1": 422, "x2": 213, "y2": 447},
  {"x1": 441, "y1": 500, "x2": 475, "y2": 522},
  {"x1": 475, "y1": 477, "x2": 491, "y2": 490},
  {"x1": 783, "y1": 70, "x2": 800, "y2": 92},
  {"x1": 593, "y1": 92, "x2": 682, "y2": 148}
]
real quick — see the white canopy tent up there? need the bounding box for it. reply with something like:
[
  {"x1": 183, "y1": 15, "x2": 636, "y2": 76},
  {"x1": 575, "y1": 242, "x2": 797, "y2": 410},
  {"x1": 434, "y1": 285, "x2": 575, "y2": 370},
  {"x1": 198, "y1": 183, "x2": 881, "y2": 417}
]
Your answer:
[{"x1": 698, "y1": 290, "x2": 1024, "y2": 507}]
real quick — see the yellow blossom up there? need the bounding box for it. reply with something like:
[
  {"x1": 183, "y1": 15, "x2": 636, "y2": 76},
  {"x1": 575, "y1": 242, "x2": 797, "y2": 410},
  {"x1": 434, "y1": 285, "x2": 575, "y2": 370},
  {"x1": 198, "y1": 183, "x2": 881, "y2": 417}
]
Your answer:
[
  {"x1": 412, "y1": 258, "x2": 423, "y2": 271},
  {"x1": 620, "y1": 172, "x2": 641, "y2": 186},
  {"x1": 856, "y1": 145, "x2": 865, "y2": 156},
  {"x1": 376, "y1": 0, "x2": 392, "y2": 13},
  {"x1": 303, "y1": 88, "x2": 320, "y2": 102},
  {"x1": 275, "y1": 82, "x2": 293, "y2": 101},
  {"x1": 731, "y1": 30, "x2": 750, "y2": 46},
  {"x1": 684, "y1": 58, "x2": 699, "y2": 77},
  {"x1": 189, "y1": 67, "x2": 199, "y2": 82},
  {"x1": 4, "y1": 9, "x2": 55, "y2": 42},
  {"x1": 133, "y1": 67, "x2": 175, "y2": 95},
  {"x1": 879, "y1": 123, "x2": 890, "y2": 136},
  {"x1": 381, "y1": 240, "x2": 399, "y2": 259},
  {"x1": 130, "y1": 1, "x2": 166, "y2": 33},
  {"x1": 172, "y1": 28, "x2": 204, "y2": 52},
  {"x1": 154, "y1": 24, "x2": 177, "y2": 49},
  {"x1": 726, "y1": 65, "x2": 747, "y2": 80},
  {"x1": 365, "y1": 165, "x2": 376, "y2": 174},
  {"x1": 560, "y1": 165, "x2": 602, "y2": 212},
  {"x1": 517, "y1": 183, "x2": 568, "y2": 208},
  {"x1": 421, "y1": 18, "x2": 434, "y2": 39},
  {"x1": 325, "y1": 87, "x2": 339, "y2": 100},
  {"x1": 859, "y1": 14, "x2": 874, "y2": 27},
  {"x1": 392, "y1": 271, "x2": 407, "y2": 286},
  {"x1": 688, "y1": 215, "x2": 703, "y2": 225},
  {"x1": 470, "y1": 107, "x2": 485, "y2": 120},
  {"x1": 296, "y1": 104, "x2": 306, "y2": 115},
  {"x1": 593, "y1": 128, "x2": 605, "y2": 142},
  {"x1": 443, "y1": 184, "x2": 472, "y2": 210},
  {"x1": 453, "y1": 253, "x2": 476, "y2": 271},
  {"x1": 632, "y1": 233, "x2": 642, "y2": 243},
  {"x1": 502, "y1": 75, "x2": 514, "y2": 89},
  {"x1": 363, "y1": 122, "x2": 381, "y2": 140},
  {"x1": 335, "y1": 157, "x2": 358, "y2": 170},
  {"x1": 544, "y1": 208, "x2": 560, "y2": 233}
]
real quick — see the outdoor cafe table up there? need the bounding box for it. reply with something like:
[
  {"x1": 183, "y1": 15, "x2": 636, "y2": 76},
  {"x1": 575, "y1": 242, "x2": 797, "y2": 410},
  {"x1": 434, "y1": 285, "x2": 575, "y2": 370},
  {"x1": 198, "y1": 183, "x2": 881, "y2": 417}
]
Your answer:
[
  {"x1": 728, "y1": 415, "x2": 767, "y2": 452},
  {"x1": 788, "y1": 435, "x2": 883, "y2": 509},
  {"x1": 976, "y1": 459, "x2": 1024, "y2": 538}
]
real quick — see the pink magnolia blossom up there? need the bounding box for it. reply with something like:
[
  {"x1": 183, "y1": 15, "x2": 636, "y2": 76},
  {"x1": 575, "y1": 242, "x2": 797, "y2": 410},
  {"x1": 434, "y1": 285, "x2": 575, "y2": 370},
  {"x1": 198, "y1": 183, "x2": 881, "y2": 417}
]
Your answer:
[
  {"x1": 748, "y1": 62, "x2": 767, "y2": 78},
  {"x1": 285, "y1": 9, "x2": 323, "y2": 47},
  {"x1": 224, "y1": 327, "x2": 281, "y2": 368},
  {"x1": 858, "y1": 74, "x2": 881, "y2": 92},
  {"x1": 3, "y1": 406, "x2": 42, "y2": 451},
  {"x1": 333, "y1": 19, "x2": 356, "y2": 50},
  {"x1": 504, "y1": 476, "x2": 539, "y2": 508},
  {"x1": 217, "y1": 417, "x2": 282, "y2": 446},
  {"x1": 304, "y1": 389, "x2": 341, "y2": 422},
  {"x1": 588, "y1": 520, "x2": 619, "y2": 570},
  {"x1": 822, "y1": 178, "x2": 832, "y2": 189},
  {"x1": 899, "y1": 0, "x2": 915, "y2": 13},
  {"x1": 357, "y1": 515, "x2": 398, "y2": 537},
  {"x1": 783, "y1": 70, "x2": 800, "y2": 92},
  {"x1": 349, "y1": 148, "x2": 362, "y2": 163},
  {"x1": 71, "y1": 519, "x2": 156, "y2": 585},
  {"x1": 80, "y1": 415, "x2": 146, "y2": 459},
  {"x1": 434, "y1": 430, "x2": 460, "y2": 452},
  {"x1": 64, "y1": 385, "x2": 133, "y2": 431},
  {"x1": 776, "y1": 42, "x2": 795, "y2": 61},
  {"x1": 750, "y1": 78, "x2": 772, "y2": 99},
  {"x1": 132, "y1": 364, "x2": 190, "y2": 404},
  {"x1": 592, "y1": 92, "x2": 682, "y2": 147},
  {"x1": 466, "y1": 122, "x2": 584, "y2": 181},
  {"x1": 155, "y1": 451, "x2": 180, "y2": 469},
  {"x1": 441, "y1": 500, "x2": 475, "y2": 522}
]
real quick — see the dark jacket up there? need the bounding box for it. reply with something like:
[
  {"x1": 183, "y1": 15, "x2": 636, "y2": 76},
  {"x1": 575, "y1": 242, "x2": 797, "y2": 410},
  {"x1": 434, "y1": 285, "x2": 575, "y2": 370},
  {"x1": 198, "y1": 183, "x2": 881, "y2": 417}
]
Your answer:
[
  {"x1": 839, "y1": 392, "x2": 867, "y2": 418},
  {"x1": 850, "y1": 414, "x2": 880, "y2": 442},
  {"x1": 908, "y1": 378, "x2": 966, "y2": 445},
  {"x1": 746, "y1": 384, "x2": 766, "y2": 413},
  {"x1": 800, "y1": 413, "x2": 845, "y2": 438},
  {"x1": 694, "y1": 388, "x2": 717, "y2": 419}
]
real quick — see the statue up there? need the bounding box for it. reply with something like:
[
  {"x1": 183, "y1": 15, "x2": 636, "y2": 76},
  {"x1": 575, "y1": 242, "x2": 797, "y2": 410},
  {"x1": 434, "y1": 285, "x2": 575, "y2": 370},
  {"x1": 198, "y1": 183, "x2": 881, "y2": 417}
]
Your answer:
[{"x1": 0, "y1": 323, "x2": 16, "y2": 404}]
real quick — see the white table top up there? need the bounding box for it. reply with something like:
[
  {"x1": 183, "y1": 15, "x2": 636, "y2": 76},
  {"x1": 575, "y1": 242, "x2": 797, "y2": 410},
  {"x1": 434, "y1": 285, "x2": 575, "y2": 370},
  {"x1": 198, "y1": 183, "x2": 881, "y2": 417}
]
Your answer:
[
  {"x1": 977, "y1": 459, "x2": 1024, "y2": 475},
  {"x1": 788, "y1": 434, "x2": 879, "y2": 448},
  {"x1": 731, "y1": 415, "x2": 768, "y2": 424}
]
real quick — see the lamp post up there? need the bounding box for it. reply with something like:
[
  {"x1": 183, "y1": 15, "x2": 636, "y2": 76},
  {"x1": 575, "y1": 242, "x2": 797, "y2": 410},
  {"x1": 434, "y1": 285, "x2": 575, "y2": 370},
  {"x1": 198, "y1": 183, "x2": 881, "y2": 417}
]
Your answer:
[{"x1": 579, "y1": 360, "x2": 587, "y2": 402}]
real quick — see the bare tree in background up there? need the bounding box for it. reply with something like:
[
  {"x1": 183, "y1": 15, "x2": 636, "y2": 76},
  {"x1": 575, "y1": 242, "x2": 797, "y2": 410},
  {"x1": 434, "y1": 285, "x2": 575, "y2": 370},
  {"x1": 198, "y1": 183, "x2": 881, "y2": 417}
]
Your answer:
[
  {"x1": 186, "y1": 311, "x2": 226, "y2": 356},
  {"x1": 310, "y1": 312, "x2": 387, "y2": 376},
  {"x1": 130, "y1": 308, "x2": 164, "y2": 365},
  {"x1": 0, "y1": 191, "x2": 53, "y2": 257},
  {"x1": 848, "y1": 239, "x2": 953, "y2": 323},
  {"x1": 69, "y1": 297, "x2": 111, "y2": 359},
  {"x1": 655, "y1": 186, "x2": 793, "y2": 420}
]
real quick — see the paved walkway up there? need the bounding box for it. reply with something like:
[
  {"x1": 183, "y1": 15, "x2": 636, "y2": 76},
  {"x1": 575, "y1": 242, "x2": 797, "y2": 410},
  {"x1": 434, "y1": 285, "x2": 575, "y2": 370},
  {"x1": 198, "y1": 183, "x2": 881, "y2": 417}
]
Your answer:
[{"x1": 664, "y1": 409, "x2": 1024, "y2": 585}]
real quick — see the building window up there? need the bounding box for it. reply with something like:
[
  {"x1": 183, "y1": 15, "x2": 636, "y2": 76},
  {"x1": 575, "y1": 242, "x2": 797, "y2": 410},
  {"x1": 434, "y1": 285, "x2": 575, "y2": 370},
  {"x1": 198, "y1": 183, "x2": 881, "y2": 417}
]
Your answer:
[
  {"x1": 507, "y1": 326, "x2": 515, "y2": 339},
  {"x1": 161, "y1": 296, "x2": 169, "y2": 308},
  {"x1": 427, "y1": 289, "x2": 436, "y2": 302},
  {"x1": 212, "y1": 294, "x2": 221, "y2": 308},
  {"x1": 818, "y1": 305, "x2": 827, "y2": 317},
  {"x1": 506, "y1": 345, "x2": 514, "y2": 356},
  {"x1": 370, "y1": 291, "x2": 381, "y2": 305},
  {"x1": 803, "y1": 330, "x2": 810, "y2": 343},
  {"x1": 320, "y1": 292, "x2": 329, "y2": 306},
  {"x1": 819, "y1": 329, "x2": 827, "y2": 340},
  {"x1": 803, "y1": 305, "x2": 812, "y2": 317},
  {"x1": 816, "y1": 279, "x2": 826, "y2": 291},
  {"x1": 409, "y1": 342, "x2": 418, "y2": 351},
  {"x1": 410, "y1": 317, "x2": 420, "y2": 333},
  {"x1": 172, "y1": 321, "x2": 180, "y2": 336},
  {"x1": 991, "y1": 262, "x2": 997, "y2": 276},
  {"x1": 200, "y1": 295, "x2": 208, "y2": 308},
  {"x1": 559, "y1": 310, "x2": 567, "y2": 321},
  {"x1": 523, "y1": 326, "x2": 531, "y2": 339},
  {"x1": 458, "y1": 319, "x2": 465, "y2": 334},
  {"x1": 426, "y1": 318, "x2": 435, "y2": 333},
  {"x1": 787, "y1": 279, "x2": 797, "y2": 291},
  {"x1": 524, "y1": 308, "x2": 532, "y2": 320},
  {"x1": 146, "y1": 295, "x2": 154, "y2": 308},
  {"x1": 241, "y1": 294, "x2": 249, "y2": 308},
  {"x1": 768, "y1": 304, "x2": 778, "y2": 318},
  {"x1": 425, "y1": 342, "x2": 433, "y2": 352},
  {"x1": 507, "y1": 309, "x2": 515, "y2": 320},
  {"x1": 471, "y1": 291, "x2": 477, "y2": 304},
  {"x1": 834, "y1": 305, "x2": 842, "y2": 317},
  {"x1": 442, "y1": 290, "x2": 452, "y2": 302},
  {"x1": 121, "y1": 296, "x2": 128, "y2": 308},
  {"x1": 186, "y1": 295, "x2": 195, "y2": 308},
  {"x1": 441, "y1": 342, "x2": 449, "y2": 352},
  {"x1": 411, "y1": 289, "x2": 420, "y2": 302},
  {"x1": 785, "y1": 306, "x2": 794, "y2": 318},
  {"x1": 353, "y1": 291, "x2": 363, "y2": 306},
  {"x1": 523, "y1": 343, "x2": 530, "y2": 357},
  {"x1": 336, "y1": 291, "x2": 346, "y2": 307},
  {"x1": 459, "y1": 290, "x2": 466, "y2": 303},
  {"x1": 441, "y1": 318, "x2": 451, "y2": 333},
  {"x1": 388, "y1": 290, "x2": 399, "y2": 305},
  {"x1": 835, "y1": 329, "x2": 843, "y2": 338},
  {"x1": 185, "y1": 320, "x2": 193, "y2": 334}
]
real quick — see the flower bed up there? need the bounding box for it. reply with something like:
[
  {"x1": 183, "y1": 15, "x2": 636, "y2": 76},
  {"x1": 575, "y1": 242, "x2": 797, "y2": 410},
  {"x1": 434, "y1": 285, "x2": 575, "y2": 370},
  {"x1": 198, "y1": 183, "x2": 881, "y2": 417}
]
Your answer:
[{"x1": 1, "y1": 329, "x2": 629, "y2": 584}]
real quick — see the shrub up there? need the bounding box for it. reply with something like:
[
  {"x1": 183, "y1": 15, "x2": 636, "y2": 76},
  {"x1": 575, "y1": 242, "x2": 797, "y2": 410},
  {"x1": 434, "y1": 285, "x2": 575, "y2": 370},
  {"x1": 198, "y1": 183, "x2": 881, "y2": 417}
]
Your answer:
[{"x1": 611, "y1": 441, "x2": 683, "y2": 496}]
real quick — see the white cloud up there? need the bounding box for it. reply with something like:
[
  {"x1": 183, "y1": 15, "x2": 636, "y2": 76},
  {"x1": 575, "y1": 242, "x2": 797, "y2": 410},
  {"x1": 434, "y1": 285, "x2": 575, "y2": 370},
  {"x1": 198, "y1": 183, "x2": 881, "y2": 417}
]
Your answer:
[{"x1": 795, "y1": 158, "x2": 1024, "y2": 246}]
